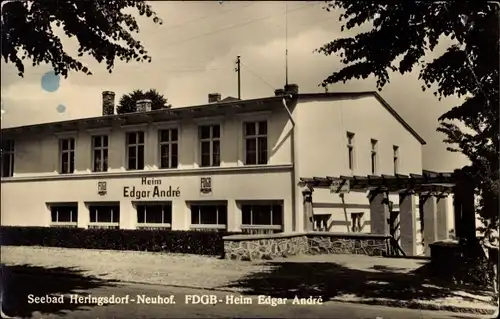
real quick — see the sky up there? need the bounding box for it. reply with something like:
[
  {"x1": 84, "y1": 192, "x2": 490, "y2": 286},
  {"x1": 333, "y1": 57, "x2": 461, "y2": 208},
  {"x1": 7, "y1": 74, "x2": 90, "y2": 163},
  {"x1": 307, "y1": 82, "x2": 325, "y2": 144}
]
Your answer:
[{"x1": 0, "y1": 1, "x2": 469, "y2": 171}]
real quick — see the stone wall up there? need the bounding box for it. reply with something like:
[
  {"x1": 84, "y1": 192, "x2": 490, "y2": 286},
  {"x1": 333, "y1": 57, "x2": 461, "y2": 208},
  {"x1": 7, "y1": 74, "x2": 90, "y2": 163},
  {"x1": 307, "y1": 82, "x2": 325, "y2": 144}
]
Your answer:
[{"x1": 223, "y1": 232, "x2": 390, "y2": 261}]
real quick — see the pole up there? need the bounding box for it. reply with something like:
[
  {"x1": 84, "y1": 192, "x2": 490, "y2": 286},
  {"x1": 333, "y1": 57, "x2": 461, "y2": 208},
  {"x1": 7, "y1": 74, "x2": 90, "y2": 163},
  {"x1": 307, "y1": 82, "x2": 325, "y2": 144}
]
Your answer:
[{"x1": 235, "y1": 55, "x2": 241, "y2": 99}]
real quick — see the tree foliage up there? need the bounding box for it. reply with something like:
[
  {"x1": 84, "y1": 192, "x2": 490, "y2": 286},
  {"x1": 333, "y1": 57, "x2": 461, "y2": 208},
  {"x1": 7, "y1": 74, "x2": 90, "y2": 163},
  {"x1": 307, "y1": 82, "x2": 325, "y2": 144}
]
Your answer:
[
  {"x1": 316, "y1": 1, "x2": 499, "y2": 229},
  {"x1": 1, "y1": 0, "x2": 163, "y2": 78},
  {"x1": 117, "y1": 89, "x2": 171, "y2": 114}
]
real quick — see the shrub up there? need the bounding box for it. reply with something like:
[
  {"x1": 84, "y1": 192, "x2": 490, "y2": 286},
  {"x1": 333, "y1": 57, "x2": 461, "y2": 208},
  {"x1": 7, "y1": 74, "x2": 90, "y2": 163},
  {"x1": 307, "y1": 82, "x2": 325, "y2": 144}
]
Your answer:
[{"x1": 0, "y1": 226, "x2": 239, "y2": 256}]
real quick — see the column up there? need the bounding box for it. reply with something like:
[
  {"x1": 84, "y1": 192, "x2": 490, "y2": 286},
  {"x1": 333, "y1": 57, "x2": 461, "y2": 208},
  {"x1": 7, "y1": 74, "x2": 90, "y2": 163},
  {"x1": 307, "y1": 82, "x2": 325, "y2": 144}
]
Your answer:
[
  {"x1": 399, "y1": 193, "x2": 417, "y2": 256},
  {"x1": 369, "y1": 192, "x2": 389, "y2": 234},
  {"x1": 302, "y1": 187, "x2": 314, "y2": 232},
  {"x1": 171, "y1": 200, "x2": 188, "y2": 230},
  {"x1": 422, "y1": 195, "x2": 438, "y2": 255},
  {"x1": 77, "y1": 202, "x2": 89, "y2": 228},
  {"x1": 119, "y1": 201, "x2": 135, "y2": 229},
  {"x1": 436, "y1": 196, "x2": 451, "y2": 240},
  {"x1": 226, "y1": 200, "x2": 241, "y2": 232}
]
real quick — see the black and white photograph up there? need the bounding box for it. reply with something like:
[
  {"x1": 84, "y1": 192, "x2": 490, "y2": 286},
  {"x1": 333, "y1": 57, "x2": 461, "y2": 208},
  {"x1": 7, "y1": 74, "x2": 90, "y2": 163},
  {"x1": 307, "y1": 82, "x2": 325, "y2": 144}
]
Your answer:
[{"x1": 0, "y1": 1, "x2": 499, "y2": 318}]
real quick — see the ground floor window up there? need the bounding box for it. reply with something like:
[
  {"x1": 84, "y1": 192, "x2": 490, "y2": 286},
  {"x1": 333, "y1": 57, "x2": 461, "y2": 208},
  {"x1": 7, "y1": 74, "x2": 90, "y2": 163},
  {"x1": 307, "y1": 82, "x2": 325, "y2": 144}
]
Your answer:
[
  {"x1": 241, "y1": 203, "x2": 283, "y2": 234},
  {"x1": 190, "y1": 203, "x2": 227, "y2": 231},
  {"x1": 313, "y1": 214, "x2": 330, "y2": 232},
  {"x1": 136, "y1": 202, "x2": 172, "y2": 229},
  {"x1": 49, "y1": 203, "x2": 78, "y2": 228},
  {"x1": 88, "y1": 203, "x2": 120, "y2": 229}
]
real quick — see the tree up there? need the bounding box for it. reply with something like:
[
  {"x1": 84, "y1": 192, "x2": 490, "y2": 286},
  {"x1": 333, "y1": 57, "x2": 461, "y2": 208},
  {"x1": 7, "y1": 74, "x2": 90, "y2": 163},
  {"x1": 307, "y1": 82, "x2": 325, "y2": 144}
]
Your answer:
[
  {"x1": 1, "y1": 0, "x2": 163, "y2": 78},
  {"x1": 316, "y1": 1, "x2": 499, "y2": 230},
  {"x1": 117, "y1": 89, "x2": 171, "y2": 114}
]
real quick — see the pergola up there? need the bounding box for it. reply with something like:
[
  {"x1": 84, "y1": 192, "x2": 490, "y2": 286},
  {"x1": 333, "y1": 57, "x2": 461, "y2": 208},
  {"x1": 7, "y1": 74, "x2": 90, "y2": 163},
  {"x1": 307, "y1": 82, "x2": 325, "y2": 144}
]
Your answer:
[
  {"x1": 299, "y1": 170, "x2": 456, "y2": 195},
  {"x1": 298, "y1": 170, "x2": 476, "y2": 256}
]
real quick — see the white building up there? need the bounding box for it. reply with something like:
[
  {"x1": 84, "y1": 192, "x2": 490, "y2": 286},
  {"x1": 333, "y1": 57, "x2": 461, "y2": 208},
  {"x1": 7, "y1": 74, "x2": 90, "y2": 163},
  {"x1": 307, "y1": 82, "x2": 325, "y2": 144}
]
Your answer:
[{"x1": 0, "y1": 84, "x2": 427, "y2": 235}]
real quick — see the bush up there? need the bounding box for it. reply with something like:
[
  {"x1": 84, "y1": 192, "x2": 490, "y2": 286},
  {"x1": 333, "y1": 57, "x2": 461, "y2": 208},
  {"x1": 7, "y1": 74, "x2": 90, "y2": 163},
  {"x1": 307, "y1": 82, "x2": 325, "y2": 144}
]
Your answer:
[{"x1": 0, "y1": 226, "x2": 239, "y2": 256}]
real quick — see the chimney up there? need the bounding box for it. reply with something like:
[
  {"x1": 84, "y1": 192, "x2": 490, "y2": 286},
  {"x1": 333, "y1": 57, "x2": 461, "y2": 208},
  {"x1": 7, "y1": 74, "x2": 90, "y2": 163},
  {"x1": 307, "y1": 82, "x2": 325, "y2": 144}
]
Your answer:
[
  {"x1": 102, "y1": 91, "x2": 115, "y2": 115},
  {"x1": 208, "y1": 93, "x2": 221, "y2": 103},
  {"x1": 136, "y1": 99, "x2": 152, "y2": 112},
  {"x1": 274, "y1": 88, "x2": 285, "y2": 96},
  {"x1": 284, "y1": 83, "x2": 299, "y2": 96}
]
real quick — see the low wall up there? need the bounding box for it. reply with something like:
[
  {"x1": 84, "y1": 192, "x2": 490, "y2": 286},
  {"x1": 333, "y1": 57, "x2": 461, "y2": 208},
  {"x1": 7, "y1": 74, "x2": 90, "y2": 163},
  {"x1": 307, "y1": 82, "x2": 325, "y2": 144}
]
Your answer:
[{"x1": 223, "y1": 232, "x2": 391, "y2": 261}]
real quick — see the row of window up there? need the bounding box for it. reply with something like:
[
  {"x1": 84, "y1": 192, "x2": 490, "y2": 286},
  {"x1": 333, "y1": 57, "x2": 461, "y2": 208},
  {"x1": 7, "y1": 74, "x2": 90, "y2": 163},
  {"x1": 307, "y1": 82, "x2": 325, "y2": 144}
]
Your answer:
[
  {"x1": 346, "y1": 132, "x2": 400, "y2": 175},
  {"x1": 51, "y1": 122, "x2": 267, "y2": 175},
  {"x1": 50, "y1": 202, "x2": 284, "y2": 230},
  {"x1": 1, "y1": 126, "x2": 401, "y2": 178}
]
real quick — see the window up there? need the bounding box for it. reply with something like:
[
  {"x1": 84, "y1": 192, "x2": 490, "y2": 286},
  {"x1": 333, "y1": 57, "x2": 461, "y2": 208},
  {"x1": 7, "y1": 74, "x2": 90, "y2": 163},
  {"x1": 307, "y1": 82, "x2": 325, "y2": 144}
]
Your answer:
[
  {"x1": 244, "y1": 121, "x2": 268, "y2": 165},
  {"x1": 370, "y1": 139, "x2": 378, "y2": 174},
  {"x1": 199, "y1": 125, "x2": 220, "y2": 167},
  {"x1": 50, "y1": 204, "x2": 78, "y2": 227},
  {"x1": 1, "y1": 139, "x2": 14, "y2": 177},
  {"x1": 241, "y1": 204, "x2": 283, "y2": 228},
  {"x1": 126, "y1": 131, "x2": 145, "y2": 170},
  {"x1": 159, "y1": 129, "x2": 178, "y2": 169},
  {"x1": 88, "y1": 204, "x2": 120, "y2": 229},
  {"x1": 393, "y1": 145, "x2": 399, "y2": 175},
  {"x1": 346, "y1": 132, "x2": 355, "y2": 171},
  {"x1": 59, "y1": 138, "x2": 75, "y2": 174},
  {"x1": 351, "y1": 212, "x2": 364, "y2": 232},
  {"x1": 137, "y1": 203, "x2": 172, "y2": 229},
  {"x1": 190, "y1": 203, "x2": 227, "y2": 229},
  {"x1": 313, "y1": 215, "x2": 330, "y2": 232},
  {"x1": 92, "y1": 135, "x2": 109, "y2": 172}
]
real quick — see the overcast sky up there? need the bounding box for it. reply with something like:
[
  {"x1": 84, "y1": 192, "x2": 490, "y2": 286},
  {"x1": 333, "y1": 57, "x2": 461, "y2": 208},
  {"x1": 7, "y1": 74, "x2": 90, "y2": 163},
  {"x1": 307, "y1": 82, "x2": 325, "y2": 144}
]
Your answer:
[{"x1": 0, "y1": 1, "x2": 469, "y2": 171}]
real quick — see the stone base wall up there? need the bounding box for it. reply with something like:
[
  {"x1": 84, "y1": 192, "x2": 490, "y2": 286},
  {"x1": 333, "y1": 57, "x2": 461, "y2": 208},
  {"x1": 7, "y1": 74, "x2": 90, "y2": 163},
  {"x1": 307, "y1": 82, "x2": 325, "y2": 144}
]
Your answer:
[{"x1": 223, "y1": 232, "x2": 390, "y2": 261}]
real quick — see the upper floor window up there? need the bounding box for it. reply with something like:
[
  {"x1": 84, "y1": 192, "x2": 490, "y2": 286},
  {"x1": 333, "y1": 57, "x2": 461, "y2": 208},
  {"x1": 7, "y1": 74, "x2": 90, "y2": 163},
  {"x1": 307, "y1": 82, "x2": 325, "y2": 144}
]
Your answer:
[
  {"x1": 346, "y1": 132, "x2": 355, "y2": 171},
  {"x1": 199, "y1": 124, "x2": 220, "y2": 167},
  {"x1": 59, "y1": 138, "x2": 75, "y2": 174},
  {"x1": 370, "y1": 139, "x2": 378, "y2": 174},
  {"x1": 393, "y1": 145, "x2": 399, "y2": 175},
  {"x1": 126, "y1": 131, "x2": 145, "y2": 170},
  {"x1": 1, "y1": 139, "x2": 14, "y2": 178},
  {"x1": 92, "y1": 135, "x2": 109, "y2": 172},
  {"x1": 159, "y1": 129, "x2": 178, "y2": 169},
  {"x1": 244, "y1": 121, "x2": 267, "y2": 165}
]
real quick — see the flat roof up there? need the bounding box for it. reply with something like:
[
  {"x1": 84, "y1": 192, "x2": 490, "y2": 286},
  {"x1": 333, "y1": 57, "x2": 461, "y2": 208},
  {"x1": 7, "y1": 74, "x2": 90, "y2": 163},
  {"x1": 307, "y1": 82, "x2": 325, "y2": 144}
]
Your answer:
[{"x1": 0, "y1": 91, "x2": 426, "y2": 144}]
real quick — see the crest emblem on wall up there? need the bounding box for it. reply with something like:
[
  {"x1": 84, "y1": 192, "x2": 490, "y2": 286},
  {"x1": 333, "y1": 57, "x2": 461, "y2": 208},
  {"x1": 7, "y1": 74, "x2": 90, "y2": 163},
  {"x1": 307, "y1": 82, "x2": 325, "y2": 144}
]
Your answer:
[
  {"x1": 98, "y1": 181, "x2": 107, "y2": 196},
  {"x1": 200, "y1": 177, "x2": 212, "y2": 195}
]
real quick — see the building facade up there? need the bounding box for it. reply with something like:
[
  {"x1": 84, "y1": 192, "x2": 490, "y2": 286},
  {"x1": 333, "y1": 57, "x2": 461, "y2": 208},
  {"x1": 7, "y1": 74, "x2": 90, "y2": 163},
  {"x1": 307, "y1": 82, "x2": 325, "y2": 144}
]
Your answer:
[{"x1": 0, "y1": 85, "x2": 428, "y2": 235}]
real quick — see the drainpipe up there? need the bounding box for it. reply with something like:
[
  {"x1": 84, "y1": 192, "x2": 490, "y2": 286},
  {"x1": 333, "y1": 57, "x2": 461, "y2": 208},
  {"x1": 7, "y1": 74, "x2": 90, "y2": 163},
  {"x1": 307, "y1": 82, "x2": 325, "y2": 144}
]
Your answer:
[{"x1": 282, "y1": 96, "x2": 298, "y2": 232}]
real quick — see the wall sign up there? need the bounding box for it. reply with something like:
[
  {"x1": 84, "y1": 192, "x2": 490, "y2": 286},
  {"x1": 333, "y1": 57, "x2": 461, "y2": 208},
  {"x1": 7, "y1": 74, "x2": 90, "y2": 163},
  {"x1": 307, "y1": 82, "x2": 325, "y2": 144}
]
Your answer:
[
  {"x1": 200, "y1": 177, "x2": 212, "y2": 195},
  {"x1": 98, "y1": 181, "x2": 107, "y2": 196},
  {"x1": 123, "y1": 177, "x2": 180, "y2": 200}
]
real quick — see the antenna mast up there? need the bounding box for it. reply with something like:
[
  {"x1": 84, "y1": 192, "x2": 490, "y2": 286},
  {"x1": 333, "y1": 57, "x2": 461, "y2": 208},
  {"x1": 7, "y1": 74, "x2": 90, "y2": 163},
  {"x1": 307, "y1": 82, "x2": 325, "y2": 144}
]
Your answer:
[
  {"x1": 285, "y1": 3, "x2": 289, "y2": 86},
  {"x1": 235, "y1": 55, "x2": 241, "y2": 99}
]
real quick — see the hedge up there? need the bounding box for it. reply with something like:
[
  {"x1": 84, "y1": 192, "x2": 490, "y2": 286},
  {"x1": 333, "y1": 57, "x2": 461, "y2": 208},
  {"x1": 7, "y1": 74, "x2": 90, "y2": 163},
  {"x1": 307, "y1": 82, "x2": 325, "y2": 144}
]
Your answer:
[{"x1": 0, "y1": 226, "x2": 239, "y2": 256}]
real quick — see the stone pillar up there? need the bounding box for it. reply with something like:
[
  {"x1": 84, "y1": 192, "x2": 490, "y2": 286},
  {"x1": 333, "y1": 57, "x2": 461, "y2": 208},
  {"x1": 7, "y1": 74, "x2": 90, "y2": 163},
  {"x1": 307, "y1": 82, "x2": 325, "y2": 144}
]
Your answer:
[
  {"x1": 369, "y1": 192, "x2": 389, "y2": 234},
  {"x1": 422, "y1": 195, "x2": 438, "y2": 256},
  {"x1": 436, "y1": 196, "x2": 451, "y2": 240},
  {"x1": 399, "y1": 193, "x2": 417, "y2": 256},
  {"x1": 302, "y1": 186, "x2": 314, "y2": 232},
  {"x1": 77, "y1": 202, "x2": 89, "y2": 228}
]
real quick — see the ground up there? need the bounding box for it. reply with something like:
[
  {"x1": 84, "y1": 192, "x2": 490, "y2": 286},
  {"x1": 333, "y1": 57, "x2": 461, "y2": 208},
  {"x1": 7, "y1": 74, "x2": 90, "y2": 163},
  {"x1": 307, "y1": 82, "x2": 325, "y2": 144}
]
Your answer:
[{"x1": 1, "y1": 246, "x2": 498, "y2": 318}]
